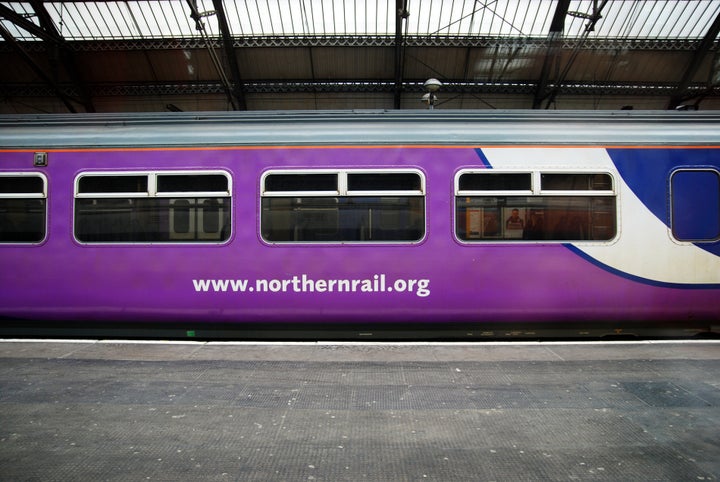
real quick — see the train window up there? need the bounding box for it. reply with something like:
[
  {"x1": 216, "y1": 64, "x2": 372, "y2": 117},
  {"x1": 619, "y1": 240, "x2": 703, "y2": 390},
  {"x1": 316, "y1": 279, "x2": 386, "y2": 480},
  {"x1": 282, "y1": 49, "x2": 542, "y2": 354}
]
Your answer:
[
  {"x1": 541, "y1": 173, "x2": 613, "y2": 192},
  {"x1": 671, "y1": 169, "x2": 720, "y2": 242},
  {"x1": 74, "y1": 171, "x2": 231, "y2": 243},
  {"x1": 261, "y1": 170, "x2": 425, "y2": 243},
  {"x1": 347, "y1": 172, "x2": 422, "y2": 192},
  {"x1": 157, "y1": 174, "x2": 229, "y2": 193},
  {"x1": 455, "y1": 170, "x2": 616, "y2": 242},
  {"x1": 459, "y1": 173, "x2": 532, "y2": 192},
  {"x1": 0, "y1": 173, "x2": 46, "y2": 243},
  {"x1": 264, "y1": 173, "x2": 338, "y2": 193},
  {"x1": 78, "y1": 175, "x2": 148, "y2": 194}
]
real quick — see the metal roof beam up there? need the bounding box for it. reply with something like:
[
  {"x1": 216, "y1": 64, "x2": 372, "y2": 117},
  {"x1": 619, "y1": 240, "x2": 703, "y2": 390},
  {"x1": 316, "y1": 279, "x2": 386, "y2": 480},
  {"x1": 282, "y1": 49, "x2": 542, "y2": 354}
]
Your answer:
[
  {"x1": 667, "y1": 9, "x2": 720, "y2": 110},
  {"x1": 28, "y1": 0, "x2": 95, "y2": 112},
  {"x1": 0, "y1": 4, "x2": 61, "y2": 44},
  {"x1": 2, "y1": 36, "x2": 704, "y2": 53},
  {"x1": 0, "y1": 2, "x2": 95, "y2": 112},
  {"x1": 394, "y1": 0, "x2": 408, "y2": 109},
  {"x1": 535, "y1": 0, "x2": 610, "y2": 109},
  {"x1": 0, "y1": 24, "x2": 78, "y2": 112},
  {"x1": 185, "y1": 0, "x2": 238, "y2": 110},
  {"x1": 532, "y1": 0, "x2": 570, "y2": 109},
  {"x1": 11, "y1": 79, "x2": 716, "y2": 98},
  {"x1": 211, "y1": 0, "x2": 246, "y2": 110}
]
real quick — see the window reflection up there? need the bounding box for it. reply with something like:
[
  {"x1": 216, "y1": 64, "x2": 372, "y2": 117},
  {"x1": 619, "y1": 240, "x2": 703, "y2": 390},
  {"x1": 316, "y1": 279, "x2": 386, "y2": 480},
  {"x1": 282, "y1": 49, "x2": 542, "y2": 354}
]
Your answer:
[
  {"x1": 262, "y1": 196, "x2": 424, "y2": 242},
  {"x1": 456, "y1": 196, "x2": 616, "y2": 241}
]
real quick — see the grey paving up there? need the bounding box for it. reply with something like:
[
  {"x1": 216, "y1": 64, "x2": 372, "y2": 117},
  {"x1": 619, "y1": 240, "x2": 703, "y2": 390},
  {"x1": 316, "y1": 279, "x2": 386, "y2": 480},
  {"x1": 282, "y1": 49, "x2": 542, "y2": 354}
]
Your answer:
[{"x1": 0, "y1": 341, "x2": 718, "y2": 481}]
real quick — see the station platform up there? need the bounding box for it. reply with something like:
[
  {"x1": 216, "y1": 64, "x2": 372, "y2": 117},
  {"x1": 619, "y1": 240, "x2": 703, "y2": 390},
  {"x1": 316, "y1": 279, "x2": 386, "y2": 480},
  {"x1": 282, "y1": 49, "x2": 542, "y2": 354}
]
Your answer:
[{"x1": 1, "y1": 339, "x2": 719, "y2": 481}]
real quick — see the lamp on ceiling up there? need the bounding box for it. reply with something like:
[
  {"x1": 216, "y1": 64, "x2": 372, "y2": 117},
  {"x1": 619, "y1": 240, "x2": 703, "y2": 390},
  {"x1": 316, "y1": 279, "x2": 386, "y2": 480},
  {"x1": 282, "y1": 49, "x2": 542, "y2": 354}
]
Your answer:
[{"x1": 422, "y1": 78, "x2": 442, "y2": 110}]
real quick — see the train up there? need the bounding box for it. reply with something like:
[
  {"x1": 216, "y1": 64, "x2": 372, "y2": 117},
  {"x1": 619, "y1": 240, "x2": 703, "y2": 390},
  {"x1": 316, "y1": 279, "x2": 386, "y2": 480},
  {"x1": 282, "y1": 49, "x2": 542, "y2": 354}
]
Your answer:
[{"x1": 0, "y1": 110, "x2": 719, "y2": 339}]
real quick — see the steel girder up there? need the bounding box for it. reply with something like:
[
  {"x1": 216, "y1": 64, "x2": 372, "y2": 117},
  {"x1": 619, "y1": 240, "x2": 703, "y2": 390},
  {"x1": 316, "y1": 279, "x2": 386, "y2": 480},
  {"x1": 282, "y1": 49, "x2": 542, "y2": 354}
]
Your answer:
[
  {"x1": 667, "y1": 9, "x2": 720, "y2": 109},
  {"x1": 5, "y1": 79, "x2": 714, "y2": 98},
  {"x1": 0, "y1": 36, "x2": 707, "y2": 53},
  {"x1": 0, "y1": 2, "x2": 95, "y2": 112}
]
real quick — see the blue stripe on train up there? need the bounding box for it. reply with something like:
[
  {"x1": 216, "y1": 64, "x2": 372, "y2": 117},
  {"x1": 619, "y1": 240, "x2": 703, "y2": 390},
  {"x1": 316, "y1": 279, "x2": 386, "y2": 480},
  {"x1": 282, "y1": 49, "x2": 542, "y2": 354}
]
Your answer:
[{"x1": 607, "y1": 148, "x2": 720, "y2": 257}]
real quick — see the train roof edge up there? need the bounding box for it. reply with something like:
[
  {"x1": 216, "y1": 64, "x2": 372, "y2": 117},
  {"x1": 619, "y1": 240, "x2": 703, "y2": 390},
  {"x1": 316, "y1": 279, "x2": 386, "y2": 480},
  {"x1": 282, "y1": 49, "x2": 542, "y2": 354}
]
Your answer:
[{"x1": 1, "y1": 109, "x2": 719, "y2": 148}]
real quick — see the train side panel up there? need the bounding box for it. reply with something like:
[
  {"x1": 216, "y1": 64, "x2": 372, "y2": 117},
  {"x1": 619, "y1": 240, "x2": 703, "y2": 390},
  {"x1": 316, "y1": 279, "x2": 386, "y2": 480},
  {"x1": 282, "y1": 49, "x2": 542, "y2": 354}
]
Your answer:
[{"x1": 1, "y1": 143, "x2": 719, "y2": 329}]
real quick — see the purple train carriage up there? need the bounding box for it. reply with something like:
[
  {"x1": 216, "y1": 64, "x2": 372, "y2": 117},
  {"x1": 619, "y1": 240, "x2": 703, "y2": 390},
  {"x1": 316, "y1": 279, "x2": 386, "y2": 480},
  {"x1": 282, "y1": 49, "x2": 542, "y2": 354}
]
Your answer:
[{"x1": 0, "y1": 110, "x2": 718, "y2": 339}]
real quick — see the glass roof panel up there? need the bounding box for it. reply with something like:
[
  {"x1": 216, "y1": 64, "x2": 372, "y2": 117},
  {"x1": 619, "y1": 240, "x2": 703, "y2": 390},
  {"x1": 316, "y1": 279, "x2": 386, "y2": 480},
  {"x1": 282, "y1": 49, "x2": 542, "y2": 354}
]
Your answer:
[
  {"x1": 1, "y1": 2, "x2": 37, "y2": 39},
  {"x1": 1, "y1": 0, "x2": 718, "y2": 41},
  {"x1": 573, "y1": 0, "x2": 720, "y2": 38}
]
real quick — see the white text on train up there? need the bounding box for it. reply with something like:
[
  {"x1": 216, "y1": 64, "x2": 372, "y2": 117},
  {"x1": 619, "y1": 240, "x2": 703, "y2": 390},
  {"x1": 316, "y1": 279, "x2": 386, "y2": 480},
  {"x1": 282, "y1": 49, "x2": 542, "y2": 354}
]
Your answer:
[{"x1": 192, "y1": 274, "x2": 431, "y2": 298}]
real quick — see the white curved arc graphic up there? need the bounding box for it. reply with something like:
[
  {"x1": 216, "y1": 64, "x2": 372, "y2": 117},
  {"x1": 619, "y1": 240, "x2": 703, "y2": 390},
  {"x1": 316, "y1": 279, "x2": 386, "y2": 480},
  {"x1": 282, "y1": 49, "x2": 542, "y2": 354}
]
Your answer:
[{"x1": 481, "y1": 147, "x2": 720, "y2": 285}]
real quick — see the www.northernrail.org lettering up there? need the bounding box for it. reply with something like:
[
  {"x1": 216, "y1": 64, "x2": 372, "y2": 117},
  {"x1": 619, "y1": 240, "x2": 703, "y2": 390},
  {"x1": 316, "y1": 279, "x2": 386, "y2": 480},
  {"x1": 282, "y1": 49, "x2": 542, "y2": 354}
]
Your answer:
[{"x1": 193, "y1": 274, "x2": 430, "y2": 298}]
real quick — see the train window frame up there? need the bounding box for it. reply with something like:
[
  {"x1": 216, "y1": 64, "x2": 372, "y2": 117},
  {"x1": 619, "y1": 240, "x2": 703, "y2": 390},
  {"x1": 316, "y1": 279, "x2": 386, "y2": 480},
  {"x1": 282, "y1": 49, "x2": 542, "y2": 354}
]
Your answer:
[
  {"x1": 260, "y1": 169, "x2": 426, "y2": 244},
  {"x1": 454, "y1": 169, "x2": 617, "y2": 243},
  {"x1": 0, "y1": 172, "x2": 48, "y2": 244},
  {"x1": 669, "y1": 168, "x2": 720, "y2": 243},
  {"x1": 73, "y1": 170, "x2": 232, "y2": 244}
]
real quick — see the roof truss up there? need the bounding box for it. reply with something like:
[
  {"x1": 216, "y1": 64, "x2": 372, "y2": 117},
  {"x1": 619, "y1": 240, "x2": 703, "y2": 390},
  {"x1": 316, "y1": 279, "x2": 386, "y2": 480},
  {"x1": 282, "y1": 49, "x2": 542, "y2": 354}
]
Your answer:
[{"x1": 1, "y1": 0, "x2": 719, "y2": 113}]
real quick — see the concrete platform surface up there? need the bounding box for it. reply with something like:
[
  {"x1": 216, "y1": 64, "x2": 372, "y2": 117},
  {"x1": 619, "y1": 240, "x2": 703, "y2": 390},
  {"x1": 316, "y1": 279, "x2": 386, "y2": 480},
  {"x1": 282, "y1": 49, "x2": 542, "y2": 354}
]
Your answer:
[{"x1": 0, "y1": 340, "x2": 719, "y2": 481}]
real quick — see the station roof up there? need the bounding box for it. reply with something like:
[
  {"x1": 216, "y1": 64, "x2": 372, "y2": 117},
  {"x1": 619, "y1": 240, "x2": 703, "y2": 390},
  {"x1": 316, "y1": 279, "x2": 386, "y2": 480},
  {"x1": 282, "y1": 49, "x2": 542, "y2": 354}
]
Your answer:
[{"x1": 1, "y1": 0, "x2": 719, "y2": 113}]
